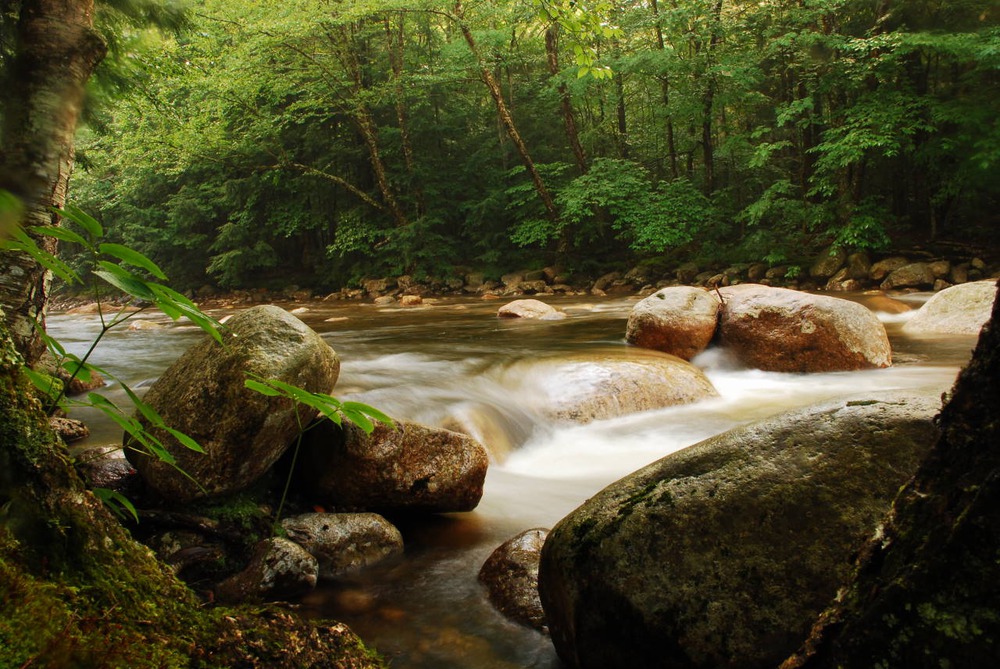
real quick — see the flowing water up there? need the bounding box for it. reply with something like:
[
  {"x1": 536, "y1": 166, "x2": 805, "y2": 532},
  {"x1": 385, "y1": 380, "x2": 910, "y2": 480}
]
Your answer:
[{"x1": 48, "y1": 293, "x2": 978, "y2": 668}]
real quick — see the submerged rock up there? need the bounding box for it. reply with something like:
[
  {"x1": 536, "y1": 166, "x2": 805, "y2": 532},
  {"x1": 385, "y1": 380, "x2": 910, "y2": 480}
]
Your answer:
[
  {"x1": 539, "y1": 393, "x2": 941, "y2": 669},
  {"x1": 479, "y1": 528, "x2": 549, "y2": 632},
  {"x1": 280, "y1": 513, "x2": 403, "y2": 580},
  {"x1": 125, "y1": 305, "x2": 341, "y2": 503},
  {"x1": 500, "y1": 348, "x2": 718, "y2": 424},
  {"x1": 297, "y1": 420, "x2": 489, "y2": 514},
  {"x1": 625, "y1": 286, "x2": 721, "y2": 360},
  {"x1": 903, "y1": 280, "x2": 997, "y2": 336},
  {"x1": 717, "y1": 283, "x2": 891, "y2": 372}
]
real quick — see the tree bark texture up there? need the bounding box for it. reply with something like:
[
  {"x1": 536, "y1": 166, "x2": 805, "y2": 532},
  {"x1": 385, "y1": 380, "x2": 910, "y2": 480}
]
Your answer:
[
  {"x1": 782, "y1": 280, "x2": 1000, "y2": 668},
  {"x1": 0, "y1": 0, "x2": 106, "y2": 365}
]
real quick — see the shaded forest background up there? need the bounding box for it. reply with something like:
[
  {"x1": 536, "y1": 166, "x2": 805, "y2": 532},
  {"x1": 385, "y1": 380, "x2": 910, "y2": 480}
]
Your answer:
[{"x1": 64, "y1": 0, "x2": 999, "y2": 292}]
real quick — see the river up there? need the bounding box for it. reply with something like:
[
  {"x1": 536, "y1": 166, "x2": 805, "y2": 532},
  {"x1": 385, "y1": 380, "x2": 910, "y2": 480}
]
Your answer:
[{"x1": 48, "y1": 292, "x2": 977, "y2": 668}]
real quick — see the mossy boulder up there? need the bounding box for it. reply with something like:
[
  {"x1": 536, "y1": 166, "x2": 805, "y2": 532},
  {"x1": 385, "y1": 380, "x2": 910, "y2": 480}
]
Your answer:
[
  {"x1": 538, "y1": 393, "x2": 941, "y2": 669},
  {"x1": 126, "y1": 305, "x2": 341, "y2": 503},
  {"x1": 479, "y1": 528, "x2": 549, "y2": 632}
]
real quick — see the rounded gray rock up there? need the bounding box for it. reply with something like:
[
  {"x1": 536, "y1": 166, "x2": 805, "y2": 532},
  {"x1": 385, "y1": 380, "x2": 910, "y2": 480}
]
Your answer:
[
  {"x1": 215, "y1": 537, "x2": 318, "y2": 604},
  {"x1": 539, "y1": 393, "x2": 942, "y2": 669},
  {"x1": 498, "y1": 298, "x2": 566, "y2": 320},
  {"x1": 479, "y1": 528, "x2": 549, "y2": 632},
  {"x1": 280, "y1": 512, "x2": 403, "y2": 580}
]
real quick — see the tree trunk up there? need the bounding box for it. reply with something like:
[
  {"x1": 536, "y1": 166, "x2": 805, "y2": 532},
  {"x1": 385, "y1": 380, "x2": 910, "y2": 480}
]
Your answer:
[
  {"x1": 650, "y1": 0, "x2": 679, "y2": 179},
  {"x1": 699, "y1": 0, "x2": 724, "y2": 194},
  {"x1": 384, "y1": 13, "x2": 425, "y2": 215},
  {"x1": 545, "y1": 25, "x2": 588, "y2": 174},
  {"x1": 0, "y1": 0, "x2": 106, "y2": 366},
  {"x1": 454, "y1": 2, "x2": 559, "y2": 223},
  {"x1": 782, "y1": 281, "x2": 1000, "y2": 668},
  {"x1": 327, "y1": 23, "x2": 409, "y2": 229}
]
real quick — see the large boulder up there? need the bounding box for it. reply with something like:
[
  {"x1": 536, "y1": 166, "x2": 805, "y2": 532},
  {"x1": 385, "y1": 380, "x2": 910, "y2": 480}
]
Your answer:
[
  {"x1": 296, "y1": 420, "x2": 489, "y2": 513},
  {"x1": 501, "y1": 348, "x2": 718, "y2": 424},
  {"x1": 625, "y1": 287, "x2": 721, "y2": 360},
  {"x1": 538, "y1": 393, "x2": 942, "y2": 669},
  {"x1": 902, "y1": 280, "x2": 998, "y2": 336},
  {"x1": 479, "y1": 528, "x2": 549, "y2": 632},
  {"x1": 717, "y1": 284, "x2": 891, "y2": 372},
  {"x1": 881, "y1": 262, "x2": 936, "y2": 290},
  {"x1": 280, "y1": 512, "x2": 403, "y2": 580},
  {"x1": 125, "y1": 305, "x2": 341, "y2": 502}
]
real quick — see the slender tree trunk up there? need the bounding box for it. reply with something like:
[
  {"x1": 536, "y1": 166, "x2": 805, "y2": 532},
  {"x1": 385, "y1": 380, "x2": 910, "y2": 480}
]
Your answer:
[
  {"x1": 0, "y1": 0, "x2": 106, "y2": 365},
  {"x1": 453, "y1": 2, "x2": 559, "y2": 222},
  {"x1": 327, "y1": 23, "x2": 409, "y2": 228},
  {"x1": 615, "y1": 72, "x2": 629, "y2": 159},
  {"x1": 384, "y1": 13, "x2": 425, "y2": 215},
  {"x1": 700, "y1": 0, "x2": 724, "y2": 194},
  {"x1": 545, "y1": 25, "x2": 587, "y2": 174},
  {"x1": 650, "y1": 0, "x2": 679, "y2": 178}
]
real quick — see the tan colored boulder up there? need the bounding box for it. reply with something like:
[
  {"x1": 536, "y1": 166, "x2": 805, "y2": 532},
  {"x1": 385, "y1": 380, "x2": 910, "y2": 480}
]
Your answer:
[
  {"x1": 903, "y1": 280, "x2": 998, "y2": 336},
  {"x1": 539, "y1": 393, "x2": 941, "y2": 669},
  {"x1": 625, "y1": 287, "x2": 721, "y2": 360},
  {"x1": 125, "y1": 305, "x2": 341, "y2": 503},
  {"x1": 498, "y1": 299, "x2": 566, "y2": 320},
  {"x1": 502, "y1": 348, "x2": 718, "y2": 424},
  {"x1": 297, "y1": 420, "x2": 489, "y2": 514},
  {"x1": 717, "y1": 284, "x2": 891, "y2": 372}
]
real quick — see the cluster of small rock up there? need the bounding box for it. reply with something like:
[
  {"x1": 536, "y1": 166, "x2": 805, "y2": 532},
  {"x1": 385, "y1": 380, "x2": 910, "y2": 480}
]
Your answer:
[
  {"x1": 300, "y1": 247, "x2": 998, "y2": 304},
  {"x1": 78, "y1": 305, "x2": 488, "y2": 604}
]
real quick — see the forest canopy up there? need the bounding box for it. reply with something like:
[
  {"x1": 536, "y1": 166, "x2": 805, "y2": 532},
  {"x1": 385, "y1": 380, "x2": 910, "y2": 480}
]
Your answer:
[{"x1": 65, "y1": 0, "x2": 1000, "y2": 291}]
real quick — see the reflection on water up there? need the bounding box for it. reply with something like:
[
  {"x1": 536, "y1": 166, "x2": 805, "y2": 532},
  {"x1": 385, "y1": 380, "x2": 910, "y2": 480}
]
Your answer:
[{"x1": 47, "y1": 293, "x2": 975, "y2": 668}]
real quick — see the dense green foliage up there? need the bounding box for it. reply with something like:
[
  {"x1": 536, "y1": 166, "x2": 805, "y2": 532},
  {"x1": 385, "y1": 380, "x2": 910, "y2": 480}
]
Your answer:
[{"x1": 71, "y1": 0, "x2": 999, "y2": 290}]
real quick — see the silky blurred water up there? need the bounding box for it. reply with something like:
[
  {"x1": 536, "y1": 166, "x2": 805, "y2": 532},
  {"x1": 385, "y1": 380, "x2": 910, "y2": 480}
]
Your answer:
[{"x1": 47, "y1": 292, "x2": 976, "y2": 668}]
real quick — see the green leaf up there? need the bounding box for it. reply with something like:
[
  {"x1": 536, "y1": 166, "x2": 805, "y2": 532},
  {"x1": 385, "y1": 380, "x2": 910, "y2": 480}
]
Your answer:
[
  {"x1": 94, "y1": 265, "x2": 156, "y2": 301},
  {"x1": 92, "y1": 487, "x2": 139, "y2": 523},
  {"x1": 244, "y1": 378, "x2": 285, "y2": 397},
  {"x1": 341, "y1": 401, "x2": 394, "y2": 427},
  {"x1": 164, "y1": 427, "x2": 206, "y2": 453},
  {"x1": 3, "y1": 228, "x2": 80, "y2": 284},
  {"x1": 29, "y1": 224, "x2": 92, "y2": 248},
  {"x1": 55, "y1": 204, "x2": 103, "y2": 238},
  {"x1": 22, "y1": 367, "x2": 61, "y2": 401},
  {"x1": 99, "y1": 243, "x2": 168, "y2": 280}
]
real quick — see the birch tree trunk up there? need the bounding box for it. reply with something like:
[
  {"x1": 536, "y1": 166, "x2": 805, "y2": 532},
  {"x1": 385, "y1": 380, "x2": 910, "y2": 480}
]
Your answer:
[{"x1": 0, "y1": 0, "x2": 106, "y2": 365}]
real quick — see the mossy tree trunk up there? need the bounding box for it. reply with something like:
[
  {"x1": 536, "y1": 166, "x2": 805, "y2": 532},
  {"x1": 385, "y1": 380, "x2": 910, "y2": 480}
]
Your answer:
[
  {"x1": 782, "y1": 280, "x2": 1000, "y2": 668},
  {"x1": 0, "y1": 312, "x2": 383, "y2": 668}
]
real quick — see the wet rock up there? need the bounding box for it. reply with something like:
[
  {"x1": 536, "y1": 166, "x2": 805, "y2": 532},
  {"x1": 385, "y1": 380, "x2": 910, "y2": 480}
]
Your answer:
[
  {"x1": 127, "y1": 318, "x2": 165, "y2": 331},
  {"x1": 810, "y1": 245, "x2": 847, "y2": 279},
  {"x1": 717, "y1": 284, "x2": 891, "y2": 372},
  {"x1": 497, "y1": 299, "x2": 566, "y2": 320},
  {"x1": 215, "y1": 537, "x2": 318, "y2": 603},
  {"x1": 870, "y1": 256, "x2": 910, "y2": 281},
  {"x1": 125, "y1": 305, "x2": 341, "y2": 503},
  {"x1": 399, "y1": 294, "x2": 423, "y2": 307},
  {"x1": 861, "y1": 293, "x2": 912, "y2": 315},
  {"x1": 929, "y1": 259, "x2": 951, "y2": 279},
  {"x1": 298, "y1": 420, "x2": 489, "y2": 514},
  {"x1": 75, "y1": 445, "x2": 139, "y2": 495},
  {"x1": 280, "y1": 513, "x2": 403, "y2": 580},
  {"x1": 363, "y1": 277, "x2": 394, "y2": 296},
  {"x1": 676, "y1": 262, "x2": 700, "y2": 284},
  {"x1": 625, "y1": 287, "x2": 722, "y2": 360},
  {"x1": 845, "y1": 252, "x2": 872, "y2": 280},
  {"x1": 501, "y1": 347, "x2": 718, "y2": 424},
  {"x1": 373, "y1": 295, "x2": 396, "y2": 306},
  {"x1": 881, "y1": 262, "x2": 936, "y2": 290},
  {"x1": 903, "y1": 280, "x2": 998, "y2": 336},
  {"x1": 539, "y1": 393, "x2": 942, "y2": 669},
  {"x1": 50, "y1": 416, "x2": 89, "y2": 443},
  {"x1": 479, "y1": 528, "x2": 548, "y2": 632}
]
